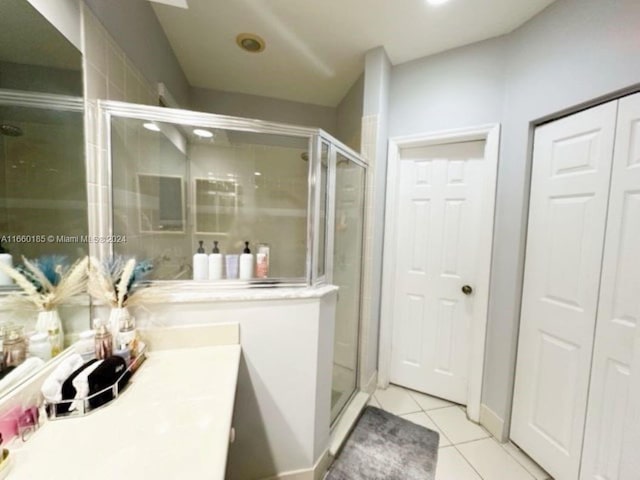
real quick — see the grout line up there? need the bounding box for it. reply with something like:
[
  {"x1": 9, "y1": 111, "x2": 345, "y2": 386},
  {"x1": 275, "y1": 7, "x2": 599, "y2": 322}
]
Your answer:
[
  {"x1": 498, "y1": 442, "x2": 550, "y2": 480},
  {"x1": 452, "y1": 443, "x2": 486, "y2": 480}
]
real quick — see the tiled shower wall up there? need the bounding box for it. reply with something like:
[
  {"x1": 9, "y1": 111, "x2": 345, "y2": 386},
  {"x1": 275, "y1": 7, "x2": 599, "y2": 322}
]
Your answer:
[{"x1": 82, "y1": 3, "x2": 159, "y2": 258}]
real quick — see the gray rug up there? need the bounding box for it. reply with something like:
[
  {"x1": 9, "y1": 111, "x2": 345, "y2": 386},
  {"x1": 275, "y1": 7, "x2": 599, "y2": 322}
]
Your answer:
[{"x1": 326, "y1": 406, "x2": 439, "y2": 480}]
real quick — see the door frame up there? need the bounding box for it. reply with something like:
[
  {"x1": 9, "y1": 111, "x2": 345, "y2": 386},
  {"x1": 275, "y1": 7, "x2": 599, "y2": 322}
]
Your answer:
[{"x1": 378, "y1": 123, "x2": 500, "y2": 422}]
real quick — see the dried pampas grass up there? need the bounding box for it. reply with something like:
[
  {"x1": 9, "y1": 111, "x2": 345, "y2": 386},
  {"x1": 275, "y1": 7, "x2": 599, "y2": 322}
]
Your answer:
[
  {"x1": 87, "y1": 256, "x2": 152, "y2": 308},
  {"x1": 0, "y1": 256, "x2": 88, "y2": 311}
]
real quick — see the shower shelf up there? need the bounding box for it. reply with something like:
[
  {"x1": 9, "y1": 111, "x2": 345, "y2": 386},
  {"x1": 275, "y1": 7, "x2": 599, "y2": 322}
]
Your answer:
[{"x1": 43, "y1": 343, "x2": 147, "y2": 421}]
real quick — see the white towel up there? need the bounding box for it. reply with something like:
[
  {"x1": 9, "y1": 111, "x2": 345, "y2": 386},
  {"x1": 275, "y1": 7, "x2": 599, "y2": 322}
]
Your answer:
[
  {"x1": 69, "y1": 360, "x2": 103, "y2": 412},
  {"x1": 0, "y1": 357, "x2": 45, "y2": 392},
  {"x1": 41, "y1": 353, "x2": 84, "y2": 403}
]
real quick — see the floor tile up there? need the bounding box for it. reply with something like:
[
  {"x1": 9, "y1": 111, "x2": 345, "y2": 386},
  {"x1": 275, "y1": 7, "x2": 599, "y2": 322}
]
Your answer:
[
  {"x1": 428, "y1": 406, "x2": 490, "y2": 445},
  {"x1": 407, "y1": 389, "x2": 455, "y2": 411},
  {"x1": 367, "y1": 395, "x2": 381, "y2": 408},
  {"x1": 435, "y1": 446, "x2": 481, "y2": 480},
  {"x1": 373, "y1": 385, "x2": 421, "y2": 415},
  {"x1": 401, "y1": 412, "x2": 452, "y2": 447},
  {"x1": 457, "y1": 438, "x2": 535, "y2": 480},
  {"x1": 502, "y1": 442, "x2": 552, "y2": 480}
]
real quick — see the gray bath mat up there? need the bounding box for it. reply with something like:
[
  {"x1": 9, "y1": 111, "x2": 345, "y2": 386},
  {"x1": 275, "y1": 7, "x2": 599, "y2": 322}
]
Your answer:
[{"x1": 326, "y1": 406, "x2": 439, "y2": 480}]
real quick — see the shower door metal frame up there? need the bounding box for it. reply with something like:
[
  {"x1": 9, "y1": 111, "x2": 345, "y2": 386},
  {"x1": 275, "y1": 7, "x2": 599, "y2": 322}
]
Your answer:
[{"x1": 95, "y1": 100, "x2": 368, "y2": 292}]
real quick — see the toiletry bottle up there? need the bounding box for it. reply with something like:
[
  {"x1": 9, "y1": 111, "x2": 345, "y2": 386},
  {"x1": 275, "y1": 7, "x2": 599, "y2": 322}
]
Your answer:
[
  {"x1": 256, "y1": 243, "x2": 270, "y2": 279},
  {"x1": 208, "y1": 241, "x2": 224, "y2": 280},
  {"x1": 193, "y1": 240, "x2": 208, "y2": 280},
  {"x1": 225, "y1": 254, "x2": 239, "y2": 279},
  {"x1": 94, "y1": 320, "x2": 113, "y2": 360},
  {"x1": 239, "y1": 241, "x2": 254, "y2": 280},
  {"x1": 117, "y1": 313, "x2": 138, "y2": 358},
  {"x1": 0, "y1": 242, "x2": 13, "y2": 287},
  {"x1": 76, "y1": 330, "x2": 97, "y2": 362},
  {"x1": 28, "y1": 333, "x2": 51, "y2": 362}
]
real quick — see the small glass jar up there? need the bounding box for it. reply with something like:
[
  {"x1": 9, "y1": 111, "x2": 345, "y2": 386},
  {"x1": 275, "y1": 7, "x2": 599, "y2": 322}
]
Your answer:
[
  {"x1": 28, "y1": 332, "x2": 51, "y2": 362},
  {"x1": 4, "y1": 325, "x2": 26, "y2": 368}
]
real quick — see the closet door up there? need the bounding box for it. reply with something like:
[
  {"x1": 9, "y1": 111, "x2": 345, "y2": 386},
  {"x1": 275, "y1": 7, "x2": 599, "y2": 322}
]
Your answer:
[
  {"x1": 511, "y1": 101, "x2": 617, "y2": 480},
  {"x1": 580, "y1": 92, "x2": 640, "y2": 479}
]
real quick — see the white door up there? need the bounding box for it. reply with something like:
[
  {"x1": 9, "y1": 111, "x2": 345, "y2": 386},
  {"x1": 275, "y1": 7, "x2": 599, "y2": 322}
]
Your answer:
[
  {"x1": 580, "y1": 93, "x2": 640, "y2": 479},
  {"x1": 511, "y1": 101, "x2": 618, "y2": 480},
  {"x1": 389, "y1": 140, "x2": 493, "y2": 404}
]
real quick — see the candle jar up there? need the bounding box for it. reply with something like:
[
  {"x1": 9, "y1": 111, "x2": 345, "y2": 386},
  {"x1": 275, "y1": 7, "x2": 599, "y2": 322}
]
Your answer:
[{"x1": 4, "y1": 325, "x2": 26, "y2": 368}]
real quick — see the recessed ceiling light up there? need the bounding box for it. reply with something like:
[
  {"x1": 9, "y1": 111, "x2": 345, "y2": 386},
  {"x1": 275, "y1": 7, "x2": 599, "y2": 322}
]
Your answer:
[
  {"x1": 143, "y1": 122, "x2": 160, "y2": 132},
  {"x1": 193, "y1": 128, "x2": 214, "y2": 138},
  {"x1": 254, "y1": 172, "x2": 262, "y2": 176},
  {"x1": 427, "y1": 0, "x2": 450, "y2": 5},
  {"x1": 236, "y1": 33, "x2": 266, "y2": 53}
]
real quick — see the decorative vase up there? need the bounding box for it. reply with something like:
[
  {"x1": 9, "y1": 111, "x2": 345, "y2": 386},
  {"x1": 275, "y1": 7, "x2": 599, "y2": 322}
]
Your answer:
[
  {"x1": 108, "y1": 307, "x2": 131, "y2": 349},
  {"x1": 35, "y1": 309, "x2": 64, "y2": 357}
]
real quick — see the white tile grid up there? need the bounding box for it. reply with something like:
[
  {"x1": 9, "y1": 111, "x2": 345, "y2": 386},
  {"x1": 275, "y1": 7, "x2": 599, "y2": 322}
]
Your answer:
[{"x1": 369, "y1": 384, "x2": 553, "y2": 480}]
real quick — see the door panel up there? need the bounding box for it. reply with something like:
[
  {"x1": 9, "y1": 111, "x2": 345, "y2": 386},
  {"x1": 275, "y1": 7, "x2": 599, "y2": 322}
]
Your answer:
[
  {"x1": 390, "y1": 141, "x2": 487, "y2": 404},
  {"x1": 330, "y1": 154, "x2": 365, "y2": 423},
  {"x1": 511, "y1": 101, "x2": 618, "y2": 480},
  {"x1": 581, "y1": 93, "x2": 640, "y2": 480}
]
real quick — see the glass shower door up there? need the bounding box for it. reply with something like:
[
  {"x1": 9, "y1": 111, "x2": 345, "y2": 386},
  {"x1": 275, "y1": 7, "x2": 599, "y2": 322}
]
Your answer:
[{"x1": 330, "y1": 152, "x2": 366, "y2": 423}]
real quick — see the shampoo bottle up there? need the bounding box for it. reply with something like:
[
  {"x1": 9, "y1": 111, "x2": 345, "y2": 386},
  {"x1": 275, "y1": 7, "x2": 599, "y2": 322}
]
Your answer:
[
  {"x1": 193, "y1": 241, "x2": 208, "y2": 280},
  {"x1": 0, "y1": 241, "x2": 13, "y2": 286},
  {"x1": 208, "y1": 241, "x2": 224, "y2": 280},
  {"x1": 239, "y1": 241, "x2": 254, "y2": 280}
]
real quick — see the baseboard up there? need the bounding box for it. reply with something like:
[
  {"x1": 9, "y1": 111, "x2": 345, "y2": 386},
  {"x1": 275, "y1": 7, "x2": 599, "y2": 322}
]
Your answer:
[
  {"x1": 480, "y1": 403, "x2": 506, "y2": 442},
  {"x1": 363, "y1": 370, "x2": 378, "y2": 394},
  {"x1": 260, "y1": 449, "x2": 330, "y2": 480}
]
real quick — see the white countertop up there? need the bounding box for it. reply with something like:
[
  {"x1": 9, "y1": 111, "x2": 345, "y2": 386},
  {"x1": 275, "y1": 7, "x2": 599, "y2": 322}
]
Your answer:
[{"x1": 8, "y1": 344, "x2": 241, "y2": 480}]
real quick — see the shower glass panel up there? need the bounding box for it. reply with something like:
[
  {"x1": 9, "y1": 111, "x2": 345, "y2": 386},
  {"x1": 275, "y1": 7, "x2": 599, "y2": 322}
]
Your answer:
[
  {"x1": 331, "y1": 152, "x2": 366, "y2": 423},
  {"x1": 110, "y1": 116, "x2": 310, "y2": 281},
  {"x1": 316, "y1": 142, "x2": 329, "y2": 279}
]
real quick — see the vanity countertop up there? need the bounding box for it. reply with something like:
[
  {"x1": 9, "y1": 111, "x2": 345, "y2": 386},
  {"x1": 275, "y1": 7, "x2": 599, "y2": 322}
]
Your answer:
[{"x1": 8, "y1": 344, "x2": 241, "y2": 480}]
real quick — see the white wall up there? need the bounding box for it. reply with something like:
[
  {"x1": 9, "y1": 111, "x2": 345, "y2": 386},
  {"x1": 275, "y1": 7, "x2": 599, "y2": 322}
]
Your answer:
[
  {"x1": 26, "y1": 0, "x2": 82, "y2": 50},
  {"x1": 191, "y1": 87, "x2": 338, "y2": 135},
  {"x1": 336, "y1": 74, "x2": 364, "y2": 152},
  {"x1": 131, "y1": 293, "x2": 337, "y2": 480},
  {"x1": 360, "y1": 47, "x2": 391, "y2": 390},
  {"x1": 386, "y1": 0, "x2": 640, "y2": 437}
]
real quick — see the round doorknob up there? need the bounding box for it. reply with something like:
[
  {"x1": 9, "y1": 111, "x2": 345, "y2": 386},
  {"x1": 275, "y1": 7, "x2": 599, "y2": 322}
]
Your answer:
[{"x1": 461, "y1": 285, "x2": 473, "y2": 295}]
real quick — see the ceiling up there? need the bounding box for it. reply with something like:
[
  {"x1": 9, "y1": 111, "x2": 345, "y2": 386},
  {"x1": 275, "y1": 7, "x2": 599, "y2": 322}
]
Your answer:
[{"x1": 151, "y1": 0, "x2": 556, "y2": 107}]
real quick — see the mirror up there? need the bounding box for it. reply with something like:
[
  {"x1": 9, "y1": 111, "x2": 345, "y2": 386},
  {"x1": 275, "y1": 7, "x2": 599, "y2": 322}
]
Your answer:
[{"x1": 0, "y1": 0, "x2": 89, "y2": 397}]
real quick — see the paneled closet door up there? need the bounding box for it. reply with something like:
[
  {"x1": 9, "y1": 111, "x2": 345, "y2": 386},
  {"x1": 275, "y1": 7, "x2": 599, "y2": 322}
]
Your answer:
[
  {"x1": 580, "y1": 92, "x2": 640, "y2": 479},
  {"x1": 511, "y1": 101, "x2": 618, "y2": 480}
]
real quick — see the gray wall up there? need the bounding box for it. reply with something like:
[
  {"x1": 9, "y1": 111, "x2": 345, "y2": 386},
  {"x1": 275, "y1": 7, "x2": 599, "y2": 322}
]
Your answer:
[
  {"x1": 84, "y1": 0, "x2": 190, "y2": 107},
  {"x1": 486, "y1": 0, "x2": 640, "y2": 433},
  {"x1": 190, "y1": 87, "x2": 338, "y2": 135},
  {"x1": 387, "y1": 0, "x2": 640, "y2": 434},
  {"x1": 336, "y1": 74, "x2": 364, "y2": 152},
  {"x1": 389, "y1": 35, "x2": 507, "y2": 137}
]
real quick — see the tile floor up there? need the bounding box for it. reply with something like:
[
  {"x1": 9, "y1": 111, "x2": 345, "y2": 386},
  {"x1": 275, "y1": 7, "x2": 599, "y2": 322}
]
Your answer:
[{"x1": 369, "y1": 384, "x2": 553, "y2": 480}]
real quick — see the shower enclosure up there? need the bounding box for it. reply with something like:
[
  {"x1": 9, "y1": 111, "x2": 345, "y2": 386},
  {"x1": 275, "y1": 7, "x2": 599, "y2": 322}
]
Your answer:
[{"x1": 96, "y1": 101, "x2": 366, "y2": 423}]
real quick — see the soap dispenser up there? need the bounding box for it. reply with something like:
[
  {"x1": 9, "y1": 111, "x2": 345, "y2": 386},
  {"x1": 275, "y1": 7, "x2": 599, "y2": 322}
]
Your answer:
[
  {"x1": 193, "y1": 241, "x2": 208, "y2": 280},
  {"x1": 208, "y1": 241, "x2": 224, "y2": 280},
  {"x1": 239, "y1": 241, "x2": 254, "y2": 280},
  {"x1": 0, "y1": 241, "x2": 13, "y2": 287}
]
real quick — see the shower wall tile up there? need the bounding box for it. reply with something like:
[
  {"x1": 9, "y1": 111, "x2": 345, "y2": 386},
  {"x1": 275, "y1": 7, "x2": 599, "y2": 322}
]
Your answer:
[{"x1": 359, "y1": 113, "x2": 380, "y2": 388}]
